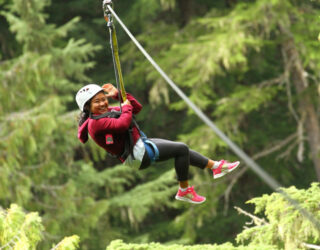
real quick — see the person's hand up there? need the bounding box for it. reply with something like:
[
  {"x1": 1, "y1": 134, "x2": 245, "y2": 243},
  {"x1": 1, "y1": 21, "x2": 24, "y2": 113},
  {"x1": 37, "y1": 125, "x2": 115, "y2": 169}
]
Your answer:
[
  {"x1": 102, "y1": 83, "x2": 118, "y2": 97},
  {"x1": 123, "y1": 99, "x2": 131, "y2": 106}
]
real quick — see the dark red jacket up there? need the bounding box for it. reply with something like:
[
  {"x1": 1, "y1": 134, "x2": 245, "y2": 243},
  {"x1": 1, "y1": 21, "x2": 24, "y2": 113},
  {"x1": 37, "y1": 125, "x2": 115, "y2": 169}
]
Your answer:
[{"x1": 78, "y1": 93, "x2": 142, "y2": 162}]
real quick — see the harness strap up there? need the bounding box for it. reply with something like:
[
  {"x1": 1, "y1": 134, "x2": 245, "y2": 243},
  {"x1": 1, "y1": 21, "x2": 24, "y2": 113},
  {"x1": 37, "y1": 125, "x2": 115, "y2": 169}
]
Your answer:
[
  {"x1": 111, "y1": 28, "x2": 127, "y2": 102},
  {"x1": 142, "y1": 138, "x2": 159, "y2": 163},
  {"x1": 105, "y1": 10, "x2": 127, "y2": 104},
  {"x1": 134, "y1": 124, "x2": 159, "y2": 163},
  {"x1": 89, "y1": 110, "x2": 121, "y2": 119},
  {"x1": 90, "y1": 112, "x2": 159, "y2": 163}
]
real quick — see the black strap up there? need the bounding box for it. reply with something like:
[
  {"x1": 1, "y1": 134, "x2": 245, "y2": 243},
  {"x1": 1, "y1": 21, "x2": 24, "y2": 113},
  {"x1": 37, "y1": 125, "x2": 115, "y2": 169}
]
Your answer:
[{"x1": 89, "y1": 110, "x2": 121, "y2": 119}]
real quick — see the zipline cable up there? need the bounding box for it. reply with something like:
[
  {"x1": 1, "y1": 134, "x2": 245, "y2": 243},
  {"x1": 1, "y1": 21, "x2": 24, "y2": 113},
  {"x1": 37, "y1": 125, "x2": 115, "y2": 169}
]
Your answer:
[{"x1": 104, "y1": 2, "x2": 320, "y2": 231}]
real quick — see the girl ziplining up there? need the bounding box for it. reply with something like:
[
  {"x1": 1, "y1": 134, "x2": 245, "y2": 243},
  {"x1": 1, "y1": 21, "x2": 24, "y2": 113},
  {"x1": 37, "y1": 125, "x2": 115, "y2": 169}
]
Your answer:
[
  {"x1": 75, "y1": 83, "x2": 240, "y2": 204},
  {"x1": 76, "y1": 0, "x2": 239, "y2": 204}
]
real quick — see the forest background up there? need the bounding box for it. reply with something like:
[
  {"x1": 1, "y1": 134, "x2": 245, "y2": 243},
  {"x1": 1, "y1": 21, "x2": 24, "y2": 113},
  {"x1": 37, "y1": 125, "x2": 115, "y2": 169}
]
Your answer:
[{"x1": 0, "y1": 0, "x2": 320, "y2": 249}]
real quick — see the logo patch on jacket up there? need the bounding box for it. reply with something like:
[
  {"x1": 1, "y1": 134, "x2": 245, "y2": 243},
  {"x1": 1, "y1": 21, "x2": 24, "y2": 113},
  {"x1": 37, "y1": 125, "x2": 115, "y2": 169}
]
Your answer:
[{"x1": 105, "y1": 134, "x2": 114, "y2": 144}]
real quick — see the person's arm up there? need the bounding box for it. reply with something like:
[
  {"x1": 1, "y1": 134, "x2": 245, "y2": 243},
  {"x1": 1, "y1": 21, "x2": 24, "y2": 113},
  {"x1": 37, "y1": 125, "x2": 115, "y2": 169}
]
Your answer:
[
  {"x1": 125, "y1": 93, "x2": 142, "y2": 114},
  {"x1": 93, "y1": 104, "x2": 133, "y2": 133},
  {"x1": 102, "y1": 83, "x2": 142, "y2": 114}
]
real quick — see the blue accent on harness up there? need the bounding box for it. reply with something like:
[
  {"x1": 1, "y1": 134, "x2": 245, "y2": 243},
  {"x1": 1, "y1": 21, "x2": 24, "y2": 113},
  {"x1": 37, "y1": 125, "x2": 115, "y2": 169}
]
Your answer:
[{"x1": 139, "y1": 131, "x2": 159, "y2": 163}]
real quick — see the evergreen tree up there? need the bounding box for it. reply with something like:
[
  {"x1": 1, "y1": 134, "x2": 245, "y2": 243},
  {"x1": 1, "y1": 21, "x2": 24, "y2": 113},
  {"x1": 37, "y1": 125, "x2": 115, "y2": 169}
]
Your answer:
[
  {"x1": 1, "y1": 0, "x2": 319, "y2": 248},
  {"x1": 0, "y1": 0, "x2": 123, "y2": 248},
  {"x1": 105, "y1": 183, "x2": 320, "y2": 249},
  {"x1": 0, "y1": 204, "x2": 79, "y2": 249},
  {"x1": 106, "y1": 239, "x2": 277, "y2": 250},
  {"x1": 236, "y1": 183, "x2": 320, "y2": 250}
]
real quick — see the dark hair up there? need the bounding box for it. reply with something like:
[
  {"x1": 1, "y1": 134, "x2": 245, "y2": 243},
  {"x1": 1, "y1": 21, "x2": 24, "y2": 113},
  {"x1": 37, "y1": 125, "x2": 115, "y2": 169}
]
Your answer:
[{"x1": 78, "y1": 103, "x2": 90, "y2": 126}]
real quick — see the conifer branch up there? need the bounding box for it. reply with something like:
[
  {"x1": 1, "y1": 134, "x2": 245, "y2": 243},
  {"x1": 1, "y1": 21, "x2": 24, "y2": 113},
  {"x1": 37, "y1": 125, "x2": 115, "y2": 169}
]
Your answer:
[
  {"x1": 0, "y1": 234, "x2": 21, "y2": 249},
  {"x1": 43, "y1": 232, "x2": 61, "y2": 240},
  {"x1": 234, "y1": 206, "x2": 268, "y2": 226},
  {"x1": 258, "y1": 73, "x2": 286, "y2": 88},
  {"x1": 4, "y1": 109, "x2": 34, "y2": 121},
  {"x1": 253, "y1": 132, "x2": 298, "y2": 159},
  {"x1": 33, "y1": 196, "x2": 59, "y2": 210},
  {"x1": 301, "y1": 243, "x2": 320, "y2": 250},
  {"x1": 223, "y1": 132, "x2": 298, "y2": 214},
  {"x1": 60, "y1": 110, "x2": 79, "y2": 120},
  {"x1": 38, "y1": 184, "x2": 66, "y2": 190},
  {"x1": 273, "y1": 114, "x2": 306, "y2": 161},
  {"x1": 277, "y1": 140, "x2": 299, "y2": 160},
  {"x1": 223, "y1": 166, "x2": 248, "y2": 215},
  {"x1": 0, "y1": 208, "x2": 23, "y2": 250},
  {"x1": 24, "y1": 163, "x2": 45, "y2": 170}
]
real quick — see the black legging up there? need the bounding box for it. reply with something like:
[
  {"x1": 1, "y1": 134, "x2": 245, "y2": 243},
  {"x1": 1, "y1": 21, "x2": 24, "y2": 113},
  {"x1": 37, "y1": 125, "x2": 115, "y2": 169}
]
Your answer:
[{"x1": 149, "y1": 138, "x2": 209, "y2": 181}]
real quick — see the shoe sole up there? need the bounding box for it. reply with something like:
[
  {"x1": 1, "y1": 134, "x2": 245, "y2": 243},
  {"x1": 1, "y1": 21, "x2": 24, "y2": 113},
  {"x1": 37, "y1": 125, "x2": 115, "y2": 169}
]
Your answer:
[
  {"x1": 175, "y1": 196, "x2": 206, "y2": 204},
  {"x1": 214, "y1": 161, "x2": 240, "y2": 179}
]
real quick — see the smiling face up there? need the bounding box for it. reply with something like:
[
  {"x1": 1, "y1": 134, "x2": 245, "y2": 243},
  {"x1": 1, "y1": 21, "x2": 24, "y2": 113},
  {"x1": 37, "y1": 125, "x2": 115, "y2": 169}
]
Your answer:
[{"x1": 90, "y1": 91, "x2": 109, "y2": 115}]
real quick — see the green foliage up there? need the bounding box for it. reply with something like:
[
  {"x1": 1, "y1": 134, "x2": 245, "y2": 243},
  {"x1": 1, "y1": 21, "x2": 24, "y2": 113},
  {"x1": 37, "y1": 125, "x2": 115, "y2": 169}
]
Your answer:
[
  {"x1": 0, "y1": 204, "x2": 43, "y2": 249},
  {"x1": 108, "y1": 169, "x2": 177, "y2": 228},
  {"x1": 0, "y1": 0, "x2": 106, "y2": 248},
  {"x1": 1, "y1": 0, "x2": 320, "y2": 249},
  {"x1": 0, "y1": 204, "x2": 79, "y2": 250},
  {"x1": 237, "y1": 183, "x2": 320, "y2": 249},
  {"x1": 106, "y1": 239, "x2": 277, "y2": 250},
  {"x1": 52, "y1": 235, "x2": 80, "y2": 250}
]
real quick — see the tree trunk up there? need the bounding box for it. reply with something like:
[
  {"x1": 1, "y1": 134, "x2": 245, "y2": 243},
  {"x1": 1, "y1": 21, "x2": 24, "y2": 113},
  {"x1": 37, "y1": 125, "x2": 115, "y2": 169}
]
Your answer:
[
  {"x1": 281, "y1": 28, "x2": 320, "y2": 181},
  {"x1": 176, "y1": 0, "x2": 193, "y2": 27}
]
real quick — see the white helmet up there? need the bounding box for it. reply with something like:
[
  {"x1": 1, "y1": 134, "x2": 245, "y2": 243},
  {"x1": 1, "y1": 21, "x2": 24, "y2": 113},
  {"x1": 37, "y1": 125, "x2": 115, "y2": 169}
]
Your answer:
[{"x1": 76, "y1": 84, "x2": 103, "y2": 111}]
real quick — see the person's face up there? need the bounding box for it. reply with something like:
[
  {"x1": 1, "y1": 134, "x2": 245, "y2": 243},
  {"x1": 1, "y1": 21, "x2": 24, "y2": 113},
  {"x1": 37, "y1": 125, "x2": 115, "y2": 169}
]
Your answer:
[{"x1": 90, "y1": 92, "x2": 109, "y2": 115}]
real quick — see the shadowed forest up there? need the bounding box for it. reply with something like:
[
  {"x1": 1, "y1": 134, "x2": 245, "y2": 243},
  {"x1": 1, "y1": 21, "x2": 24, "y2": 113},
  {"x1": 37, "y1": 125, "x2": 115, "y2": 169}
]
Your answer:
[{"x1": 0, "y1": 0, "x2": 320, "y2": 249}]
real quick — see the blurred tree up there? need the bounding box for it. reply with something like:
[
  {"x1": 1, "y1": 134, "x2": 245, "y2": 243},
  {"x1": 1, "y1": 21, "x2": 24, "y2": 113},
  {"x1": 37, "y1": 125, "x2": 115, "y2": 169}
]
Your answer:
[
  {"x1": 1, "y1": 0, "x2": 319, "y2": 248},
  {"x1": 0, "y1": 204, "x2": 79, "y2": 249},
  {"x1": 105, "y1": 183, "x2": 320, "y2": 249},
  {"x1": 236, "y1": 183, "x2": 320, "y2": 249},
  {"x1": 0, "y1": 0, "x2": 125, "y2": 249}
]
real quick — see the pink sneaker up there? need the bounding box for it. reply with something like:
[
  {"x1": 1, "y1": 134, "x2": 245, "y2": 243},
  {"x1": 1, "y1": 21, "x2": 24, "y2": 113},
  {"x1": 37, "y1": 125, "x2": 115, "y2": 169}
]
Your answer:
[
  {"x1": 213, "y1": 160, "x2": 240, "y2": 179},
  {"x1": 175, "y1": 186, "x2": 206, "y2": 204}
]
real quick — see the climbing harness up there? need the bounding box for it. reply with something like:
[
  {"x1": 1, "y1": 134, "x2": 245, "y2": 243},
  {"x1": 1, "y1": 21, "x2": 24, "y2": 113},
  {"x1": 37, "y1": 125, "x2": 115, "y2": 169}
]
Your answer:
[
  {"x1": 90, "y1": 110, "x2": 159, "y2": 163},
  {"x1": 131, "y1": 120, "x2": 159, "y2": 164}
]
